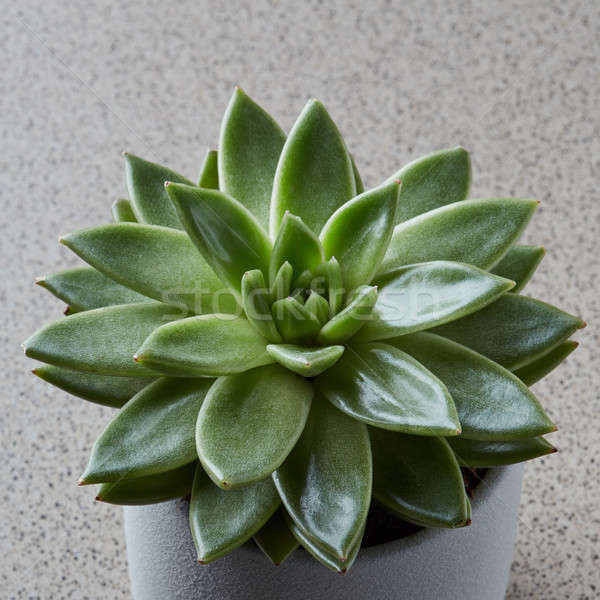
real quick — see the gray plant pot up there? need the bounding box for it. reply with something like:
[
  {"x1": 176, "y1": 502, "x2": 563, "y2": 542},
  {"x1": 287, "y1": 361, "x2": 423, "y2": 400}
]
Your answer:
[{"x1": 124, "y1": 465, "x2": 523, "y2": 600}]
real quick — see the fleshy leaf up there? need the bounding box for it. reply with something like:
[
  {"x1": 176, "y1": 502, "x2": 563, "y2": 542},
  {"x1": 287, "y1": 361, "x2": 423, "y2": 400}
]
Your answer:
[
  {"x1": 303, "y1": 291, "x2": 330, "y2": 326},
  {"x1": 316, "y1": 286, "x2": 377, "y2": 345},
  {"x1": 266, "y1": 344, "x2": 344, "y2": 377},
  {"x1": 390, "y1": 332, "x2": 556, "y2": 440},
  {"x1": 271, "y1": 297, "x2": 321, "y2": 344},
  {"x1": 241, "y1": 270, "x2": 282, "y2": 342},
  {"x1": 124, "y1": 153, "x2": 193, "y2": 229},
  {"x1": 270, "y1": 99, "x2": 356, "y2": 236},
  {"x1": 189, "y1": 465, "x2": 280, "y2": 563},
  {"x1": 384, "y1": 147, "x2": 471, "y2": 224},
  {"x1": 219, "y1": 88, "x2": 286, "y2": 228},
  {"x1": 24, "y1": 303, "x2": 179, "y2": 376},
  {"x1": 135, "y1": 314, "x2": 273, "y2": 377},
  {"x1": 513, "y1": 341, "x2": 578, "y2": 386},
  {"x1": 379, "y1": 198, "x2": 538, "y2": 275},
  {"x1": 431, "y1": 294, "x2": 585, "y2": 370},
  {"x1": 273, "y1": 397, "x2": 371, "y2": 560},
  {"x1": 196, "y1": 364, "x2": 313, "y2": 488},
  {"x1": 269, "y1": 213, "x2": 324, "y2": 286},
  {"x1": 370, "y1": 428, "x2": 470, "y2": 527},
  {"x1": 33, "y1": 366, "x2": 154, "y2": 408},
  {"x1": 315, "y1": 342, "x2": 460, "y2": 435},
  {"x1": 36, "y1": 267, "x2": 151, "y2": 314},
  {"x1": 313, "y1": 257, "x2": 344, "y2": 316},
  {"x1": 351, "y1": 155, "x2": 365, "y2": 194},
  {"x1": 447, "y1": 436, "x2": 556, "y2": 467},
  {"x1": 112, "y1": 198, "x2": 137, "y2": 223},
  {"x1": 80, "y1": 378, "x2": 213, "y2": 484},
  {"x1": 166, "y1": 184, "x2": 272, "y2": 299},
  {"x1": 198, "y1": 149, "x2": 219, "y2": 189},
  {"x1": 320, "y1": 181, "x2": 399, "y2": 290},
  {"x1": 254, "y1": 508, "x2": 299, "y2": 566},
  {"x1": 355, "y1": 261, "x2": 515, "y2": 342},
  {"x1": 270, "y1": 261, "x2": 293, "y2": 303},
  {"x1": 60, "y1": 224, "x2": 237, "y2": 314},
  {"x1": 490, "y1": 245, "x2": 545, "y2": 293},
  {"x1": 97, "y1": 462, "x2": 197, "y2": 505}
]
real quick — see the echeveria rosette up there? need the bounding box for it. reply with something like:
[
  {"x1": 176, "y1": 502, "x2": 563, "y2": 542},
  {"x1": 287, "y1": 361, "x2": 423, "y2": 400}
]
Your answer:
[{"x1": 24, "y1": 87, "x2": 584, "y2": 573}]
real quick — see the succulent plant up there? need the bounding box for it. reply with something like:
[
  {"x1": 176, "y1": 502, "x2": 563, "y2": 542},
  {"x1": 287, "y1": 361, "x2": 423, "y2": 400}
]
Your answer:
[{"x1": 25, "y1": 88, "x2": 584, "y2": 573}]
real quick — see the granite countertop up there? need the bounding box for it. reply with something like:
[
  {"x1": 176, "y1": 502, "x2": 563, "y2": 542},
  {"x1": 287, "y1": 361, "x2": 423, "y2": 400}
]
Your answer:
[{"x1": 2, "y1": 1, "x2": 598, "y2": 598}]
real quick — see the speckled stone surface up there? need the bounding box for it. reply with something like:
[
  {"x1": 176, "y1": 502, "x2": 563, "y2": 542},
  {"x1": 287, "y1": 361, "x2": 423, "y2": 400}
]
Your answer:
[{"x1": 2, "y1": 1, "x2": 598, "y2": 598}]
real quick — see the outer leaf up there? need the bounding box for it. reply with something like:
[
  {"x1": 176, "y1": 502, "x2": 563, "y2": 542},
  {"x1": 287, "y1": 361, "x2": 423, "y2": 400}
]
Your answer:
[
  {"x1": 254, "y1": 508, "x2": 299, "y2": 566},
  {"x1": 315, "y1": 342, "x2": 460, "y2": 435},
  {"x1": 60, "y1": 224, "x2": 237, "y2": 314},
  {"x1": 513, "y1": 341, "x2": 578, "y2": 386},
  {"x1": 303, "y1": 292, "x2": 330, "y2": 326},
  {"x1": 196, "y1": 364, "x2": 313, "y2": 489},
  {"x1": 390, "y1": 332, "x2": 556, "y2": 440},
  {"x1": 189, "y1": 465, "x2": 280, "y2": 563},
  {"x1": 271, "y1": 297, "x2": 321, "y2": 344},
  {"x1": 447, "y1": 436, "x2": 556, "y2": 467},
  {"x1": 269, "y1": 213, "x2": 324, "y2": 286},
  {"x1": 370, "y1": 428, "x2": 470, "y2": 528},
  {"x1": 198, "y1": 149, "x2": 219, "y2": 189},
  {"x1": 24, "y1": 303, "x2": 178, "y2": 376},
  {"x1": 379, "y1": 198, "x2": 538, "y2": 275},
  {"x1": 135, "y1": 314, "x2": 273, "y2": 377},
  {"x1": 266, "y1": 344, "x2": 344, "y2": 377},
  {"x1": 355, "y1": 261, "x2": 515, "y2": 342},
  {"x1": 124, "y1": 153, "x2": 193, "y2": 229},
  {"x1": 316, "y1": 286, "x2": 377, "y2": 345},
  {"x1": 111, "y1": 198, "x2": 137, "y2": 223},
  {"x1": 33, "y1": 366, "x2": 154, "y2": 408},
  {"x1": 320, "y1": 181, "x2": 399, "y2": 290},
  {"x1": 270, "y1": 99, "x2": 356, "y2": 236},
  {"x1": 491, "y1": 245, "x2": 545, "y2": 293},
  {"x1": 273, "y1": 397, "x2": 372, "y2": 560},
  {"x1": 166, "y1": 184, "x2": 272, "y2": 298},
  {"x1": 241, "y1": 270, "x2": 282, "y2": 342},
  {"x1": 36, "y1": 267, "x2": 151, "y2": 314},
  {"x1": 96, "y1": 462, "x2": 197, "y2": 505},
  {"x1": 80, "y1": 378, "x2": 213, "y2": 484},
  {"x1": 384, "y1": 147, "x2": 471, "y2": 224},
  {"x1": 270, "y1": 261, "x2": 293, "y2": 302},
  {"x1": 219, "y1": 88, "x2": 286, "y2": 227},
  {"x1": 431, "y1": 294, "x2": 585, "y2": 370}
]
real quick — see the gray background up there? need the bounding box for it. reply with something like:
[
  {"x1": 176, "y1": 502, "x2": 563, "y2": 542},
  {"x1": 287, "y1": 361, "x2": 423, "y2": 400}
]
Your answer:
[{"x1": 2, "y1": 1, "x2": 598, "y2": 598}]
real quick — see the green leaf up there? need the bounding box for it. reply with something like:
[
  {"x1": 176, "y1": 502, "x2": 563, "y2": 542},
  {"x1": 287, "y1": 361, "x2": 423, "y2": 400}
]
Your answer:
[
  {"x1": 384, "y1": 147, "x2": 471, "y2": 224},
  {"x1": 390, "y1": 332, "x2": 556, "y2": 440},
  {"x1": 269, "y1": 213, "x2": 324, "y2": 286},
  {"x1": 241, "y1": 270, "x2": 282, "y2": 342},
  {"x1": 198, "y1": 149, "x2": 219, "y2": 189},
  {"x1": 313, "y1": 257, "x2": 344, "y2": 316},
  {"x1": 316, "y1": 286, "x2": 377, "y2": 345},
  {"x1": 431, "y1": 294, "x2": 585, "y2": 370},
  {"x1": 266, "y1": 344, "x2": 344, "y2": 377},
  {"x1": 124, "y1": 153, "x2": 194, "y2": 229},
  {"x1": 80, "y1": 377, "x2": 213, "y2": 484},
  {"x1": 254, "y1": 508, "x2": 299, "y2": 566},
  {"x1": 60, "y1": 224, "x2": 237, "y2": 314},
  {"x1": 447, "y1": 436, "x2": 556, "y2": 467},
  {"x1": 189, "y1": 465, "x2": 280, "y2": 563},
  {"x1": 196, "y1": 364, "x2": 313, "y2": 489},
  {"x1": 271, "y1": 297, "x2": 321, "y2": 344},
  {"x1": 24, "y1": 303, "x2": 179, "y2": 376},
  {"x1": 135, "y1": 314, "x2": 273, "y2": 377},
  {"x1": 36, "y1": 267, "x2": 151, "y2": 314},
  {"x1": 370, "y1": 428, "x2": 470, "y2": 528},
  {"x1": 270, "y1": 99, "x2": 356, "y2": 236},
  {"x1": 320, "y1": 181, "x2": 399, "y2": 291},
  {"x1": 219, "y1": 88, "x2": 286, "y2": 228},
  {"x1": 270, "y1": 261, "x2": 293, "y2": 303},
  {"x1": 303, "y1": 291, "x2": 330, "y2": 326},
  {"x1": 112, "y1": 198, "x2": 137, "y2": 223},
  {"x1": 33, "y1": 366, "x2": 154, "y2": 408},
  {"x1": 96, "y1": 462, "x2": 197, "y2": 505},
  {"x1": 273, "y1": 397, "x2": 371, "y2": 560},
  {"x1": 351, "y1": 155, "x2": 365, "y2": 194},
  {"x1": 315, "y1": 342, "x2": 460, "y2": 435},
  {"x1": 166, "y1": 184, "x2": 272, "y2": 299},
  {"x1": 490, "y1": 245, "x2": 545, "y2": 293},
  {"x1": 379, "y1": 198, "x2": 538, "y2": 275},
  {"x1": 355, "y1": 261, "x2": 515, "y2": 342},
  {"x1": 513, "y1": 341, "x2": 578, "y2": 386}
]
